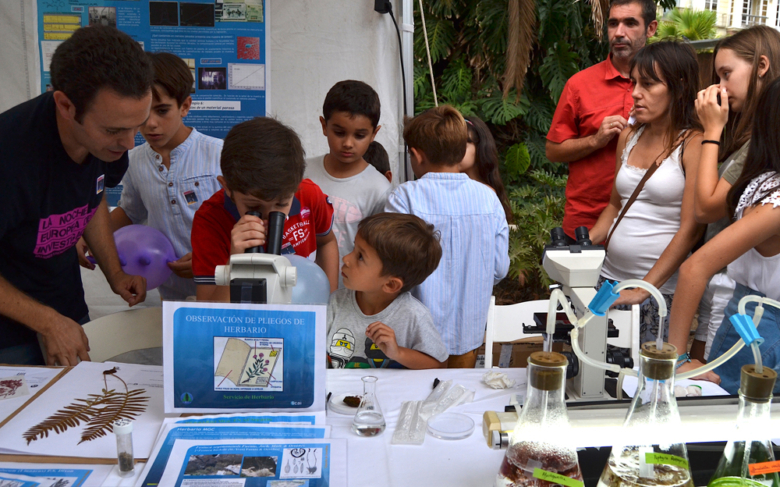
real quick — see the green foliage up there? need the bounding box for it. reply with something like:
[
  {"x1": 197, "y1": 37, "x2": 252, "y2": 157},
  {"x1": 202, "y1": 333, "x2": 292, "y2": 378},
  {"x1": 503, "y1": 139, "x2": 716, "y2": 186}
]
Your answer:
[
  {"x1": 540, "y1": 41, "x2": 580, "y2": 104},
  {"x1": 414, "y1": 0, "x2": 607, "y2": 300},
  {"x1": 651, "y1": 8, "x2": 718, "y2": 42}
]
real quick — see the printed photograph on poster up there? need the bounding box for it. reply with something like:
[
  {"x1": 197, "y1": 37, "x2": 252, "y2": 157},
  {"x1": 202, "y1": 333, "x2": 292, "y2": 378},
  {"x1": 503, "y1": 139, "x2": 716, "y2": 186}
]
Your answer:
[
  {"x1": 181, "y1": 58, "x2": 197, "y2": 93},
  {"x1": 180, "y1": 2, "x2": 215, "y2": 27},
  {"x1": 149, "y1": 1, "x2": 179, "y2": 26},
  {"x1": 228, "y1": 63, "x2": 265, "y2": 91},
  {"x1": 199, "y1": 67, "x2": 227, "y2": 90},
  {"x1": 222, "y1": 4, "x2": 247, "y2": 21},
  {"x1": 213, "y1": 337, "x2": 284, "y2": 391},
  {"x1": 184, "y1": 453, "x2": 243, "y2": 476},
  {"x1": 246, "y1": 0, "x2": 264, "y2": 22},
  {"x1": 237, "y1": 36, "x2": 261, "y2": 60},
  {"x1": 88, "y1": 7, "x2": 115, "y2": 28}
]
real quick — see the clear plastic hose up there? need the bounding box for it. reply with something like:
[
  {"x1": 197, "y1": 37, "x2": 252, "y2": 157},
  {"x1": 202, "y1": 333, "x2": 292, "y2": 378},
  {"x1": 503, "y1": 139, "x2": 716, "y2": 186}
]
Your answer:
[
  {"x1": 677, "y1": 294, "x2": 772, "y2": 380},
  {"x1": 612, "y1": 279, "x2": 667, "y2": 350},
  {"x1": 570, "y1": 327, "x2": 621, "y2": 374},
  {"x1": 546, "y1": 289, "x2": 578, "y2": 353},
  {"x1": 751, "y1": 342, "x2": 764, "y2": 374}
]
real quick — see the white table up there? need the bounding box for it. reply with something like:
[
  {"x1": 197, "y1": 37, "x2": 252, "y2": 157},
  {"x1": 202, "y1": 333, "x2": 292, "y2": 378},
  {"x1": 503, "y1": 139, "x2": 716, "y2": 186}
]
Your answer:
[{"x1": 326, "y1": 368, "x2": 522, "y2": 487}]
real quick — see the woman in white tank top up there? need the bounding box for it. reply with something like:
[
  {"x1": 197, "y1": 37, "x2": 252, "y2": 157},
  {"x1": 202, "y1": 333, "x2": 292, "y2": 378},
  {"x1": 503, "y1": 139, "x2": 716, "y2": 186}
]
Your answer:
[
  {"x1": 589, "y1": 42, "x2": 704, "y2": 344},
  {"x1": 668, "y1": 78, "x2": 780, "y2": 393}
]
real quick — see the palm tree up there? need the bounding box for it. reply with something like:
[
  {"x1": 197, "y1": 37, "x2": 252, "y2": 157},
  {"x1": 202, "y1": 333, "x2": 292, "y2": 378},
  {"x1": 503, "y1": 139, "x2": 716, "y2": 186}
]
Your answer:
[{"x1": 651, "y1": 8, "x2": 718, "y2": 42}]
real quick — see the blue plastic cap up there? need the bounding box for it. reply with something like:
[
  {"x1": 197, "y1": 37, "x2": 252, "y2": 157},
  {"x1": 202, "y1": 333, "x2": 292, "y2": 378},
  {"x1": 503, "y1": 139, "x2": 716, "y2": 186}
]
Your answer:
[
  {"x1": 729, "y1": 314, "x2": 765, "y2": 347},
  {"x1": 588, "y1": 280, "x2": 620, "y2": 316}
]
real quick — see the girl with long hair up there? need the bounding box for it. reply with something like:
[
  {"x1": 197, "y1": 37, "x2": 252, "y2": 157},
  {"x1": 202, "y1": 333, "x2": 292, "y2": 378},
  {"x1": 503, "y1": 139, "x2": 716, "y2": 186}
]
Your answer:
[
  {"x1": 669, "y1": 78, "x2": 780, "y2": 393},
  {"x1": 688, "y1": 26, "x2": 780, "y2": 362},
  {"x1": 458, "y1": 116, "x2": 513, "y2": 223}
]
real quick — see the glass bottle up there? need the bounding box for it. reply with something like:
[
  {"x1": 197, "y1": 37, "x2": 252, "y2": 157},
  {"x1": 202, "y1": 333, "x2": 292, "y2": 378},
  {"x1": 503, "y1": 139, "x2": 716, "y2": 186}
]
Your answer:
[
  {"x1": 352, "y1": 376, "x2": 386, "y2": 436},
  {"x1": 598, "y1": 342, "x2": 693, "y2": 487},
  {"x1": 496, "y1": 351, "x2": 583, "y2": 487},
  {"x1": 708, "y1": 365, "x2": 779, "y2": 487}
]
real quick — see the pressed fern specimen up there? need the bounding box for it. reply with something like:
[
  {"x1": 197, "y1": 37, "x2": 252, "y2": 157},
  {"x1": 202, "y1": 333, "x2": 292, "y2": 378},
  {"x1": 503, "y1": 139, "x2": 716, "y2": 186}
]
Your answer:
[{"x1": 23, "y1": 367, "x2": 150, "y2": 445}]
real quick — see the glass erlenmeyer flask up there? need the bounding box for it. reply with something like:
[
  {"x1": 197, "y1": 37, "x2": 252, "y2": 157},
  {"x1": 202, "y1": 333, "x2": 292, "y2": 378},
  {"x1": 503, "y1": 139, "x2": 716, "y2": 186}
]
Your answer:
[
  {"x1": 709, "y1": 365, "x2": 779, "y2": 487},
  {"x1": 598, "y1": 342, "x2": 693, "y2": 487},
  {"x1": 352, "y1": 376, "x2": 386, "y2": 436},
  {"x1": 496, "y1": 351, "x2": 583, "y2": 487}
]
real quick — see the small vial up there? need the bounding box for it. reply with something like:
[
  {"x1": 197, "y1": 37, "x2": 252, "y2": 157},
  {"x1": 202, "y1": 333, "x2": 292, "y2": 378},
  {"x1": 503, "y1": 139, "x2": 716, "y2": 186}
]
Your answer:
[{"x1": 113, "y1": 419, "x2": 135, "y2": 476}]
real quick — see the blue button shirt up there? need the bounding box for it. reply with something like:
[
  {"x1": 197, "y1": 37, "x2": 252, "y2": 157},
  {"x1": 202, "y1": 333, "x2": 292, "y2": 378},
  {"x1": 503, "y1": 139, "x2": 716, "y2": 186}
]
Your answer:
[
  {"x1": 118, "y1": 128, "x2": 223, "y2": 300},
  {"x1": 386, "y1": 172, "x2": 510, "y2": 355}
]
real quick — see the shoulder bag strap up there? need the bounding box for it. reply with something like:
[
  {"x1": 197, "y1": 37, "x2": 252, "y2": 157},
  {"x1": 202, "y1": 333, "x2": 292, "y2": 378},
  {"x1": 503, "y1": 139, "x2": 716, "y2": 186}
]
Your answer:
[
  {"x1": 603, "y1": 161, "x2": 661, "y2": 252},
  {"x1": 603, "y1": 131, "x2": 689, "y2": 251}
]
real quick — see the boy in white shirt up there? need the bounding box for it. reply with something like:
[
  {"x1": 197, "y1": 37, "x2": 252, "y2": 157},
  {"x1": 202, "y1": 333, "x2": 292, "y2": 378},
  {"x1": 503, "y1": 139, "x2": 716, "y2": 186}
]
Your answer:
[
  {"x1": 305, "y1": 80, "x2": 391, "y2": 288},
  {"x1": 80, "y1": 52, "x2": 223, "y2": 300}
]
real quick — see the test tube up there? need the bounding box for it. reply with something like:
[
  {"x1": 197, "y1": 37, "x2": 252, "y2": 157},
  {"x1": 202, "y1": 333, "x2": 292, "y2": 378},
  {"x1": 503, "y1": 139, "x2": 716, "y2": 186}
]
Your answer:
[{"x1": 113, "y1": 419, "x2": 135, "y2": 476}]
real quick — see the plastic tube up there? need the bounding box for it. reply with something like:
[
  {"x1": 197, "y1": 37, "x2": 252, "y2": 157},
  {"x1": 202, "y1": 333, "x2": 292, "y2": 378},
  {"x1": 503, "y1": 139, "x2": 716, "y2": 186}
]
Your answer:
[
  {"x1": 751, "y1": 342, "x2": 764, "y2": 374},
  {"x1": 546, "y1": 289, "x2": 579, "y2": 352},
  {"x1": 677, "y1": 294, "x2": 764, "y2": 380},
  {"x1": 570, "y1": 327, "x2": 621, "y2": 374},
  {"x1": 612, "y1": 279, "x2": 666, "y2": 350}
]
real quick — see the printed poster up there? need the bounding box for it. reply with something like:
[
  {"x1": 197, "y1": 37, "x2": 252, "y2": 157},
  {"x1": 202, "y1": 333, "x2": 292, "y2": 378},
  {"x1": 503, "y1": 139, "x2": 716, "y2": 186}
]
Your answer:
[
  {"x1": 163, "y1": 302, "x2": 327, "y2": 413},
  {"x1": 36, "y1": 0, "x2": 268, "y2": 139}
]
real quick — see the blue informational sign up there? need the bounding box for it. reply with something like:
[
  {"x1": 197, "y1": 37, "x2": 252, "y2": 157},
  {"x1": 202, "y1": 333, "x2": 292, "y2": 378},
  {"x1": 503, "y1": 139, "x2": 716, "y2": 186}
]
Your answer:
[
  {"x1": 36, "y1": 0, "x2": 267, "y2": 139},
  {"x1": 140, "y1": 425, "x2": 329, "y2": 487},
  {"x1": 163, "y1": 302, "x2": 327, "y2": 413}
]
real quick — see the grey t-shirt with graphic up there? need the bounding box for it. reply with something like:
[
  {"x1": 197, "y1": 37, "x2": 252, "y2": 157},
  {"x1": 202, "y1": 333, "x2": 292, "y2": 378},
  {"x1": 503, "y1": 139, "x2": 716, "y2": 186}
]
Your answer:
[{"x1": 326, "y1": 288, "x2": 448, "y2": 368}]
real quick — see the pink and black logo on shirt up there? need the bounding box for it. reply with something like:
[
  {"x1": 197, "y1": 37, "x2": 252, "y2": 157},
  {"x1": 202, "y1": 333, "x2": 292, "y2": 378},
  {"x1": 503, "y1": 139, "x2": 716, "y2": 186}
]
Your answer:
[{"x1": 34, "y1": 204, "x2": 97, "y2": 258}]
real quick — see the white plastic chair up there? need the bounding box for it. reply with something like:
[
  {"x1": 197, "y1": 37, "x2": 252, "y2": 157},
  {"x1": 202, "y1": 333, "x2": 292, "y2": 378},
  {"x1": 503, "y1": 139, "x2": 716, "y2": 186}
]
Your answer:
[
  {"x1": 81, "y1": 307, "x2": 163, "y2": 363},
  {"x1": 484, "y1": 296, "x2": 551, "y2": 368}
]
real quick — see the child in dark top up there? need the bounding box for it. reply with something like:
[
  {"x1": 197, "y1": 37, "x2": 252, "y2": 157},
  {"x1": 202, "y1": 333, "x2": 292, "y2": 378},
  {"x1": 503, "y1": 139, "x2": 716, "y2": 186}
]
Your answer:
[
  {"x1": 364, "y1": 141, "x2": 392, "y2": 184},
  {"x1": 192, "y1": 117, "x2": 338, "y2": 301}
]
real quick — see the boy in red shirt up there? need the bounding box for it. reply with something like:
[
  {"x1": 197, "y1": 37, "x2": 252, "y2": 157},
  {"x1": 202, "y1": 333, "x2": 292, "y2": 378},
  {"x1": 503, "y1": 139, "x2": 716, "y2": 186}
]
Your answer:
[{"x1": 192, "y1": 117, "x2": 337, "y2": 301}]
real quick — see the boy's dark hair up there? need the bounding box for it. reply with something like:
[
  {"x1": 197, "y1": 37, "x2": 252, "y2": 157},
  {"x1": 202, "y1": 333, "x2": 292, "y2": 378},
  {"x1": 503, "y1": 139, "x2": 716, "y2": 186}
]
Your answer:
[
  {"x1": 322, "y1": 80, "x2": 381, "y2": 128},
  {"x1": 221, "y1": 117, "x2": 306, "y2": 200},
  {"x1": 50, "y1": 25, "x2": 153, "y2": 123},
  {"x1": 148, "y1": 52, "x2": 193, "y2": 106},
  {"x1": 403, "y1": 105, "x2": 468, "y2": 166},
  {"x1": 609, "y1": 0, "x2": 657, "y2": 30},
  {"x1": 364, "y1": 141, "x2": 390, "y2": 174},
  {"x1": 358, "y1": 213, "x2": 442, "y2": 294}
]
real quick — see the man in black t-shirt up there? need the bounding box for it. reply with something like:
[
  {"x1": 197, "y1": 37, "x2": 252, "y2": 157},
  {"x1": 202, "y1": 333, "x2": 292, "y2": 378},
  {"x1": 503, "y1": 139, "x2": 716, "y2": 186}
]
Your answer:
[{"x1": 0, "y1": 26, "x2": 154, "y2": 366}]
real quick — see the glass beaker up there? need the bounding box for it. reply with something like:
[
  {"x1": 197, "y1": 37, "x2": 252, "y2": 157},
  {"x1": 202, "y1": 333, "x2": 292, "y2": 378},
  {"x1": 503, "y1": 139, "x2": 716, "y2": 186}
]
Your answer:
[
  {"x1": 598, "y1": 342, "x2": 694, "y2": 487},
  {"x1": 496, "y1": 351, "x2": 583, "y2": 487},
  {"x1": 352, "y1": 376, "x2": 386, "y2": 437},
  {"x1": 708, "y1": 365, "x2": 779, "y2": 487}
]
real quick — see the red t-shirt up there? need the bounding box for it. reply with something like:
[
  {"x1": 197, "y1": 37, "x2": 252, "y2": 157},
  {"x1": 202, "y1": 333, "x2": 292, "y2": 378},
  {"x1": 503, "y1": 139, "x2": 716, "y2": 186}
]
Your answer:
[
  {"x1": 192, "y1": 179, "x2": 334, "y2": 285},
  {"x1": 547, "y1": 56, "x2": 633, "y2": 239}
]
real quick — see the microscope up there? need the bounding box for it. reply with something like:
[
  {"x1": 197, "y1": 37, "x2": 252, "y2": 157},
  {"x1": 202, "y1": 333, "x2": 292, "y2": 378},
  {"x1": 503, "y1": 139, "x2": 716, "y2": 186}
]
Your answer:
[
  {"x1": 214, "y1": 211, "x2": 297, "y2": 304},
  {"x1": 540, "y1": 227, "x2": 633, "y2": 401}
]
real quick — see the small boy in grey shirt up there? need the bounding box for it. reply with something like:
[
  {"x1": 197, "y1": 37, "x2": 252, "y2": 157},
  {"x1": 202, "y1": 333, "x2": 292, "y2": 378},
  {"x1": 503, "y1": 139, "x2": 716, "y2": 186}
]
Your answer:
[{"x1": 326, "y1": 213, "x2": 447, "y2": 369}]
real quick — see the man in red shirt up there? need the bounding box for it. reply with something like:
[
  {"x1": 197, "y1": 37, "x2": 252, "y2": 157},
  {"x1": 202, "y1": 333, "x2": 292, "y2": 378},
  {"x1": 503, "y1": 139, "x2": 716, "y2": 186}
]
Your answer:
[{"x1": 546, "y1": 0, "x2": 658, "y2": 242}]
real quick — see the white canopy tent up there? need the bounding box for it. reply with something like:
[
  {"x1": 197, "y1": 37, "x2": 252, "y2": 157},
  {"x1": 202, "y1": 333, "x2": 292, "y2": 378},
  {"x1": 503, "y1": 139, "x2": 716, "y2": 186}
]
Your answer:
[{"x1": 0, "y1": 0, "x2": 413, "y2": 318}]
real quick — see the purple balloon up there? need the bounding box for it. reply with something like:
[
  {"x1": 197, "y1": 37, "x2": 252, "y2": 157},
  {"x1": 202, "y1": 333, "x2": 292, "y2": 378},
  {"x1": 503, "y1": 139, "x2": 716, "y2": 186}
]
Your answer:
[{"x1": 114, "y1": 225, "x2": 177, "y2": 290}]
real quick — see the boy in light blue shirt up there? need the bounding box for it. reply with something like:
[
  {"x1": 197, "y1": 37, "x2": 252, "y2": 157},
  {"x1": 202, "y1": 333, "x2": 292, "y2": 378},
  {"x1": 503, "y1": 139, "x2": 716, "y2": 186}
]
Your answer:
[
  {"x1": 385, "y1": 105, "x2": 509, "y2": 368},
  {"x1": 80, "y1": 52, "x2": 223, "y2": 300}
]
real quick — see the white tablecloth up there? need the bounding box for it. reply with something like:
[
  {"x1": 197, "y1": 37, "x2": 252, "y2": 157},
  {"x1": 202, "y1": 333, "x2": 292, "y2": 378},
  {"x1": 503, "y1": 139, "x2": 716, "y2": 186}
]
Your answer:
[{"x1": 326, "y1": 368, "x2": 524, "y2": 487}]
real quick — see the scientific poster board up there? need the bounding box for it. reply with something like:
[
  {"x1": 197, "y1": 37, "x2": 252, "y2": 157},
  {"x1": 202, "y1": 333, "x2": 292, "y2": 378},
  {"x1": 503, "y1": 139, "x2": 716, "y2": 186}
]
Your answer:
[
  {"x1": 163, "y1": 301, "x2": 326, "y2": 414},
  {"x1": 36, "y1": 0, "x2": 268, "y2": 139}
]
